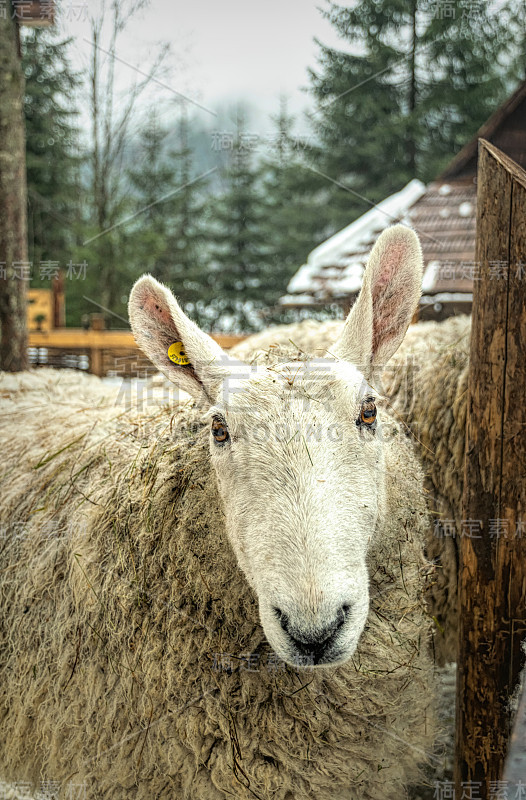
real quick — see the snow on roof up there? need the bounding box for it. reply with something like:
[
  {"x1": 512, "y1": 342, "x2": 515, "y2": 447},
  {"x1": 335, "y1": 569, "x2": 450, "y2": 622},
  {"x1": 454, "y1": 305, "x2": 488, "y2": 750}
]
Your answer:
[
  {"x1": 279, "y1": 293, "x2": 317, "y2": 307},
  {"x1": 421, "y1": 292, "x2": 473, "y2": 304},
  {"x1": 421, "y1": 260, "x2": 440, "y2": 293},
  {"x1": 284, "y1": 179, "x2": 426, "y2": 302}
]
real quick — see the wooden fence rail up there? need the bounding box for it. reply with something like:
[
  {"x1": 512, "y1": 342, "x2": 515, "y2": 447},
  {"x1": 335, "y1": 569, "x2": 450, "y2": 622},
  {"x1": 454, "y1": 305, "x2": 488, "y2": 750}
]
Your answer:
[
  {"x1": 28, "y1": 329, "x2": 245, "y2": 377},
  {"x1": 455, "y1": 140, "x2": 526, "y2": 795}
]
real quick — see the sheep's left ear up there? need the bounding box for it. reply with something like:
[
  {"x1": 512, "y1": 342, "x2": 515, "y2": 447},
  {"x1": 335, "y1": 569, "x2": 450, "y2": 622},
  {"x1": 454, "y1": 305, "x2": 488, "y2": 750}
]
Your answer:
[
  {"x1": 128, "y1": 274, "x2": 228, "y2": 402},
  {"x1": 333, "y1": 225, "x2": 423, "y2": 380}
]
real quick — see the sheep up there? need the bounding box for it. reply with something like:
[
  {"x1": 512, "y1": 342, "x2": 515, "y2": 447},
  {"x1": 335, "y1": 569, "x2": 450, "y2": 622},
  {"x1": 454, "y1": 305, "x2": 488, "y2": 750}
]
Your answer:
[
  {"x1": 235, "y1": 315, "x2": 471, "y2": 665},
  {"x1": 230, "y1": 319, "x2": 344, "y2": 363},
  {"x1": 384, "y1": 315, "x2": 470, "y2": 664},
  {"x1": 0, "y1": 226, "x2": 437, "y2": 800},
  {"x1": 236, "y1": 315, "x2": 470, "y2": 548}
]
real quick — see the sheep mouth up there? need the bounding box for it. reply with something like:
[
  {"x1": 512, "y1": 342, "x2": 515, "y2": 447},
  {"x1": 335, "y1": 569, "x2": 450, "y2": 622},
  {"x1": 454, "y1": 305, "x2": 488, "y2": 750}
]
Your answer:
[{"x1": 285, "y1": 641, "x2": 347, "y2": 669}]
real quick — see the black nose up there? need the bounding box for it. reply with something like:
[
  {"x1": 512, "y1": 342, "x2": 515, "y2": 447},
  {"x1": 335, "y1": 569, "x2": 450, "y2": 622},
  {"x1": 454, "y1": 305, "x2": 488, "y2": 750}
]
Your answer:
[{"x1": 274, "y1": 605, "x2": 348, "y2": 663}]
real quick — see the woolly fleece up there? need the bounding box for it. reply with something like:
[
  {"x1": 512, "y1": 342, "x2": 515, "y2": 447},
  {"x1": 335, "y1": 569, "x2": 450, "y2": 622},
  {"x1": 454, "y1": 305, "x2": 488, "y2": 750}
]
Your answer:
[{"x1": 0, "y1": 366, "x2": 435, "y2": 799}]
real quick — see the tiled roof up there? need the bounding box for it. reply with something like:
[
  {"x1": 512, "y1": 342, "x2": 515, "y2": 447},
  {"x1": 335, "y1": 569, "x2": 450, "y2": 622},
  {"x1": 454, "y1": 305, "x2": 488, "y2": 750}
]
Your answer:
[
  {"x1": 281, "y1": 180, "x2": 426, "y2": 306},
  {"x1": 410, "y1": 180, "x2": 477, "y2": 295},
  {"x1": 281, "y1": 178, "x2": 476, "y2": 306},
  {"x1": 282, "y1": 79, "x2": 526, "y2": 309}
]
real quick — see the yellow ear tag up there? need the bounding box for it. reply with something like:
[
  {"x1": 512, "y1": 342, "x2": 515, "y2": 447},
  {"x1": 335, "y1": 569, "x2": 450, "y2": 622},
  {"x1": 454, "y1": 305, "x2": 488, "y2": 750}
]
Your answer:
[{"x1": 167, "y1": 342, "x2": 190, "y2": 366}]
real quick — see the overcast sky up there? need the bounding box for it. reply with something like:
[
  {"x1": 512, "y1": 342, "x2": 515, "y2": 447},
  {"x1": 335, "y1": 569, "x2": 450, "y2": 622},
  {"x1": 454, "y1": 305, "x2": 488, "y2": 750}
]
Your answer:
[{"x1": 59, "y1": 0, "x2": 345, "y2": 128}]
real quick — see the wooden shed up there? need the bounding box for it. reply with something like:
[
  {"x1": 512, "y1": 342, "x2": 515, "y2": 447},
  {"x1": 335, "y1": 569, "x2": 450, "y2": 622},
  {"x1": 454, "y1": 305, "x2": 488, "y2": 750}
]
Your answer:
[{"x1": 281, "y1": 79, "x2": 526, "y2": 319}]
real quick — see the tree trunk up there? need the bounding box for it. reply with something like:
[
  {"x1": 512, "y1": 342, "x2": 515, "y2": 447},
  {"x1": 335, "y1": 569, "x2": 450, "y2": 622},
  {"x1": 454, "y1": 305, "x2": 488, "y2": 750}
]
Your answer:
[
  {"x1": 0, "y1": 5, "x2": 28, "y2": 372},
  {"x1": 407, "y1": 0, "x2": 417, "y2": 176}
]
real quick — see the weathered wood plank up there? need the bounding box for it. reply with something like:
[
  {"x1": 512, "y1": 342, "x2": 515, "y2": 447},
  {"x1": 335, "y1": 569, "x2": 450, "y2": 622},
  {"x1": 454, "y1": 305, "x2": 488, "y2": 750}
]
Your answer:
[
  {"x1": 455, "y1": 139, "x2": 526, "y2": 794},
  {"x1": 28, "y1": 329, "x2": 245, "y2": 351}
]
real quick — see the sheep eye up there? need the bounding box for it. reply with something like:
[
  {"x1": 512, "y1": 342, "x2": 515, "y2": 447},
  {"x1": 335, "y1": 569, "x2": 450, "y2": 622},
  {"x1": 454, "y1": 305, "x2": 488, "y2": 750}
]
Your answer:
[
  {"x1": 358, "y1": 398, "x2": 377, "y2": 428},
  {"x1": 212, "y1": 417, "x2": 230, "y2": 444}
]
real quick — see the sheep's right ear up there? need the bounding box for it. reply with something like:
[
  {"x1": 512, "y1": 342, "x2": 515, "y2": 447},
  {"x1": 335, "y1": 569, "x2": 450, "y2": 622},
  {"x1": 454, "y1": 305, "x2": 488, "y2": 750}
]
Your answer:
[
  {"x1": 332, "y1": 225, "x2": 423, "y2": 381},
  {"x1": 128, "y1": 275, "x2": 228, "y2": 402}
]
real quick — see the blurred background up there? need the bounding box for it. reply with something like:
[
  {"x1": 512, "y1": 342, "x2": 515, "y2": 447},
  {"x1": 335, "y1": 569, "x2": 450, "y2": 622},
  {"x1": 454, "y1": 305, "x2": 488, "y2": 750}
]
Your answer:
[{"x1": 0, "y1": 0, "x2": 525, "y2": 362}]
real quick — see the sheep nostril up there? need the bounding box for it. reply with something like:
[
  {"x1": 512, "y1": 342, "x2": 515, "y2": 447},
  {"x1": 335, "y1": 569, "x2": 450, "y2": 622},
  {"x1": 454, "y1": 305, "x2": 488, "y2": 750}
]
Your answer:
[
  {"x1": 273, "y1": 608, "x2": 290, "y2": 633},
  {"x1": 336, "y1": 605, "x2": 350, "y2": 630}
]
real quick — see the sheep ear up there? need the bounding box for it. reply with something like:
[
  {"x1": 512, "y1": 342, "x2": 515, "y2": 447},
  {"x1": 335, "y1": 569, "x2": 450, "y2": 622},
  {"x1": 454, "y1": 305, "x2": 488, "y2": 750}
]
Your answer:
[
  {"x1": 332, "y1": 225, "x2": 423, "y2": 379},
  {"x1": 128, "y1": 275, "x2": 227, "y2": 402}
]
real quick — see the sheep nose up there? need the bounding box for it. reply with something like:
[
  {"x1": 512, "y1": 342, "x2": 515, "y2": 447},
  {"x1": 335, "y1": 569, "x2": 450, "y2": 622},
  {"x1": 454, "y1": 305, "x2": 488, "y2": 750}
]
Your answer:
[{"x1": 274, "y1": 605, "x2": 349, "y2": 660}]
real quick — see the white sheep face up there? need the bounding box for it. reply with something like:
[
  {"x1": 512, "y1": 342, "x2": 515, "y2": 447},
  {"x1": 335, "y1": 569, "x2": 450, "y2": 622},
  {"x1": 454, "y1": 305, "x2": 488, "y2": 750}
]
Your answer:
[
  {"x1": 208, "y1": 358, "x2": 386, "y2": 667},
  {"x1": 128, "y1": 224, "x2": 424, "y2": 669}
]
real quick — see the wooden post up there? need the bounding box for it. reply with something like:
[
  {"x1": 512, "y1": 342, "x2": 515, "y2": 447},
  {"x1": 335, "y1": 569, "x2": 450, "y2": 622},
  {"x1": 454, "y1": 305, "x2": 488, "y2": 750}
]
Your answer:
[
  {"x1": 52, "y1": 271, "x2": 65, "y2": 328},
  {"x1": 90, "y1": 347, "x2": 103, "y2": 377},
  {"x1": 90, "y1": 314, "x2": 106, "y2": 331},
  {"x1": 455, "y1": 140, "x2": 526, "y2": 795},
  {"x1": 89, "y1": 316, "x2": 105, "y2": 375}
]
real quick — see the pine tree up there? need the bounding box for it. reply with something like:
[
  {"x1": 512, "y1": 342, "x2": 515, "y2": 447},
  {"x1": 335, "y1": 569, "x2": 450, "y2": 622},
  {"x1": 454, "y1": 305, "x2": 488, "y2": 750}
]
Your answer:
[
  {"x1": 419, "y1": 0, "x2": 521, "y2": 177},
  {"x1": 258, "y1": 98, "x2": 336, "y2": 322},
  {"x1": 22, "y1": 28, "x2": 81, "y2": 271},
  {"x1": 127, "y1": 113, "x2": 184, "y2": 284},
  {"x1": 307, "y1": 0, "x2": 523, "y2": 230},
  {"x1": 490, "y1": 0, "x2": 526, "y2": 84},
  {"x1": 308, "y1": 0, "x2": 416, "y2": 228},
  {"x1": 127, "y1": 109, "x2": 211, "y2": 325},
  {"x1": 206, "y1": 109, "x2": 272, "y2": 332},
  {"x1": 82, "y1": 0, "x2": 170, "y2": 323}
]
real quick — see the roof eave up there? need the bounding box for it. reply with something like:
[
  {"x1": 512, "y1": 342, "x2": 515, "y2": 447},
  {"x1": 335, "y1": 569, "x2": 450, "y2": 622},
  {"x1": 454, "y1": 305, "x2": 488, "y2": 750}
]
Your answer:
[{"x1": 436, "y1": 79, "x2": 526, "y2": 182}]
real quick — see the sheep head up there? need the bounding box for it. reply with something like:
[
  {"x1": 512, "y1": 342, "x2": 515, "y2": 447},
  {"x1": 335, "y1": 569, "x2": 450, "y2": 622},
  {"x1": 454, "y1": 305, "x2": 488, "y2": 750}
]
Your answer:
[{"x1": 128, "y1": 224, "x2": 423, "y2": 669}]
